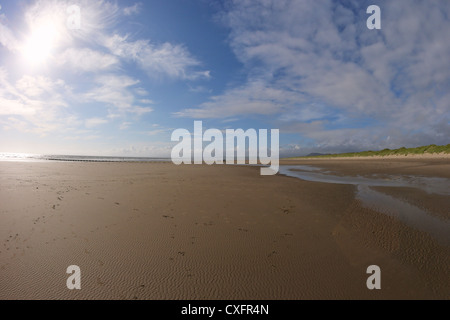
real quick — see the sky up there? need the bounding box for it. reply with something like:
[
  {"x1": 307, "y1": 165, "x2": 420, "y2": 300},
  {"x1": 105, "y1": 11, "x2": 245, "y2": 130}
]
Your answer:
[{"x1": 0, "y1": 0, "x2": 449, "y2": 157}]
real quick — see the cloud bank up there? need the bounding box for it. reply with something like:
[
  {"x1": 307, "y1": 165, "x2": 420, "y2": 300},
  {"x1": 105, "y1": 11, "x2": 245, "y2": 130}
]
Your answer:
[{"x1": 179, "y1": 0, "x2": 450, "y2": 152}]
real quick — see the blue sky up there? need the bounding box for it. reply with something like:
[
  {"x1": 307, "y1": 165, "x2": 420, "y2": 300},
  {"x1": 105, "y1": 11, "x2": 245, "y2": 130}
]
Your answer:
[{"x1": 0, "y1": 0, "x2": 449, "y2": 157}]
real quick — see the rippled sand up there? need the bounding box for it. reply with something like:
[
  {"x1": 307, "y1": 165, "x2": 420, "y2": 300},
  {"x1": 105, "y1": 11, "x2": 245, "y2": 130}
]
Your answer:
[{"x1": 0, "y1": 160, "x2": 448, "y2": 299}]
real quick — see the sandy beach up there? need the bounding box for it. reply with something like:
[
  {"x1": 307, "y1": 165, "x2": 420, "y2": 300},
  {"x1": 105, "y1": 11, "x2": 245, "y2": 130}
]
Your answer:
[{"x1": 0, "y1": 159, "x2": 449, "y2": 299}]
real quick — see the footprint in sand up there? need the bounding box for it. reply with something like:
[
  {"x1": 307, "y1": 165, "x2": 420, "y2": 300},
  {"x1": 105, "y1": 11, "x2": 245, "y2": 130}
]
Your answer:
[{"x1": 268, "y1": 251, "x2": 277, "y2": 258}]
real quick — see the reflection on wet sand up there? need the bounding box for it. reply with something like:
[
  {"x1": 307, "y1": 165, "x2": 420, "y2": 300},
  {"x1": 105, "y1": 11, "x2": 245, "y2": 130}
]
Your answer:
[{"x1": 279, "y1": 165, "x2": 450, "y2": 245}]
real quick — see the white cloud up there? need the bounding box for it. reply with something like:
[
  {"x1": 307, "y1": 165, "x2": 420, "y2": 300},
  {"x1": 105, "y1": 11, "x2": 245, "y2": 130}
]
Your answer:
[
  {"x1": 103, "y1": 34, "x2": 210, "y2": 80},
  {"x1": 188, "y1": 85, "x2": 212, "y2": 93},
  {"x1": 82, "y1": 74, "x2": 154, "y2": 117},
  {"x1": 0, "y1": 70, "x2": 100, "y2": 138},
  {"x1": 119, "y1": 122, "x2": 132, "y2": 130},
  {"x1": 0, "y1": 0, "x2": 214, "y2": 152},
  {"x1": 145, "y1": 129, "x2": 167, "y2": 136},
  {"x1": 109, "y1": 142, "x2": 174, "y2": 157},
  {"x1": 84, "y1": 74, "x2": 140, "y2": 110},
  {"x1": 135, "y1": 87, "x2": 149, "y2": 96},
  {"x1": 140, "y1": 99, "x2": 154, "y2": 104},
  {"x1": 140, "y1": 124, "x2": 173, "y2": 137},
  {"x1": 0, "y1": 21, "x2": 19, "y2": 51},
  {"x1": 1, "y1": 0, "x2": 210, "y2": 143},
  {"x1": 180, "y1": 0, "x2": 450, "y2": 149},
  {"x1": 56, "y1": 48, "x2": 119, "y2": 72},
  {"x1": 14, "y1": 0, "x2": 203, "y2": 81},
  {"x1": 0, "y1": 72, "x2": 72, "y2": 135},
  {"x1": 15, "y1": 75, "x2": 68, "y2": 98},
  {"x1": 123, "y1": 3, "x2": 142, "y2": 16},
  {"x1": 64, "y1": 135, "x2": 101, "y2": 141},
  {"x1": 3, "y1": 0, "x2": 448, "y2": 154},
  {"x1": 85, "y1": 117, "x2": 108, "y2": 128},
  {"x1": 0, "y1": 99, "x2": 33, "y2": 117},
  {"x1": 175, "y1": 80, "x2": 304, "y2": 118},
  {"x1": 1, "y1": 117, "x2": 30, "y2": 132},
  {"x1": 65, "y1": 0, "x2": 122, "y2": 43},
  {"x1": 131, "y1": 106, "x2": 153, "y2": 116}
]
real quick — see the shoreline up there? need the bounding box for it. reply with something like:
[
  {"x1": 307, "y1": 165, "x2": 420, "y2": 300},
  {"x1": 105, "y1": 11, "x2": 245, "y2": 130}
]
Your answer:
[{"x1": 0, "y1": 160, "x2": 448, "y2": 299}]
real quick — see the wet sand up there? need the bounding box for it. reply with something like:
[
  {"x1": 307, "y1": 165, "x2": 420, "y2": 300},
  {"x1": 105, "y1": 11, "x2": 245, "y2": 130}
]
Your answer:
[
  {"x1": 281, "y1": 156, "x2": 450, "y2": 177},
  {"x1": 0, "y1": 160, "x2": 448, "y2": 299}
]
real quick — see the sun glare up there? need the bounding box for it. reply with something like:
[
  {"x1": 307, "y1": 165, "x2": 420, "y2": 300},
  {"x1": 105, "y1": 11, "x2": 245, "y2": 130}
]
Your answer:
[{"x1": 21, "y1": 23, "x2": 58, "y2": 65}]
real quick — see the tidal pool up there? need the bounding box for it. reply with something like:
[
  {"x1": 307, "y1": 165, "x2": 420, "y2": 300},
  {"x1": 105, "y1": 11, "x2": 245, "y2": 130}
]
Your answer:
[{"x1": 279, "y1": 165, "x2": 450, "y2": 245}]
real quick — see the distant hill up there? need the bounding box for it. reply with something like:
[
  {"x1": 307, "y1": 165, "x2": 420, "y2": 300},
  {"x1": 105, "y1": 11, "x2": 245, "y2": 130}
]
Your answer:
[
  {"x1": 306, "y1": 153, "x2": 331, "y2": 157},
  {"x1": 286, "y1": 144, "x2": 450, "y2": 159}
]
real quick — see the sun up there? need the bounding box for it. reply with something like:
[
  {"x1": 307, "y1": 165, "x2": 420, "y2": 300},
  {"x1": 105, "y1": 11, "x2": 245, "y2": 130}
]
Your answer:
[{"x1": 21, "y1": 23, "x2": 58, "y2": 65}]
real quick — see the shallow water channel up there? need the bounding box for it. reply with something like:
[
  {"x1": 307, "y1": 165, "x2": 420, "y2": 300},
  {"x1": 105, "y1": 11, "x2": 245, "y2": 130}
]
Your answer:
[{"x1": 279, "y1": 165, "x2": 450, "y2": 245}]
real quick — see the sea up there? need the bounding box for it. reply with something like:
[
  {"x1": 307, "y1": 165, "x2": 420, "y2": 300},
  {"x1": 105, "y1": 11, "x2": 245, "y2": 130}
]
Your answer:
[{"x1": 0, "y1": 152, "x2": 170, "y2": 162}]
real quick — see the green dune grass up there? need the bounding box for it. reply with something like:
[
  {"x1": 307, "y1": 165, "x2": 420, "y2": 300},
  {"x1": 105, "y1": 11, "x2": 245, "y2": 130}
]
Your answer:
[{"x1": 286, "y1": 144, "x2": 450, "y2": 159}]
